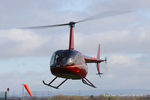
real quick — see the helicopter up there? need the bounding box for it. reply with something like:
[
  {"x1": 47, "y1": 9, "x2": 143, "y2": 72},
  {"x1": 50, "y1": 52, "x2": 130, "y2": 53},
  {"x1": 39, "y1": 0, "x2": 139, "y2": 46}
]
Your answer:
[
  {"x1": 23, "y1": 10, "x2": 130, "y2": 89},
  {"x1": 44, "y1": 22, "x2": 106, "y2": 89}
]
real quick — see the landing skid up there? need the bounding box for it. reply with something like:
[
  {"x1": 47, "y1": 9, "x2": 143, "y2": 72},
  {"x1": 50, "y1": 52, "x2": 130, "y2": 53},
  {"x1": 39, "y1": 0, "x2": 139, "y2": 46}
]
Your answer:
[
  {"x1": 43, "y1": 77, "x2": 67, "y2": 89},
  {"x1": 43, "y1": 76, "x2": 96, "y2": 89},
  {"x1": 82, "y1": 77, "x2": 96, "y2": 88}
]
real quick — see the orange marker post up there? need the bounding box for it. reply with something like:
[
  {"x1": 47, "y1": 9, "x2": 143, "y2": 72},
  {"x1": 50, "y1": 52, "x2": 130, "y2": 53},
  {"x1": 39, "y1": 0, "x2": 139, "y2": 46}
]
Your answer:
[{"x1": 24, "y1": 84, "x2": 32, "y2": 97}]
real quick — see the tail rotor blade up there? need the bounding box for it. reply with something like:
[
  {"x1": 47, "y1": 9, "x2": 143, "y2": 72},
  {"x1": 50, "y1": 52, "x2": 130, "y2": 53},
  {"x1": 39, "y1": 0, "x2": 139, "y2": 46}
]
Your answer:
[{"x1": 105, "y1": 57, "x2": 107, "y2": 63}]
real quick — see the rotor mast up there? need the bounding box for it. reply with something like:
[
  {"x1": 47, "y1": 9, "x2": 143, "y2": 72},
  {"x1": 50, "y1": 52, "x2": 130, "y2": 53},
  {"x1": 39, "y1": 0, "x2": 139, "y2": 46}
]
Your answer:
[{"x1": 69, "y1": 22, "x2": 75, "y2": 50}]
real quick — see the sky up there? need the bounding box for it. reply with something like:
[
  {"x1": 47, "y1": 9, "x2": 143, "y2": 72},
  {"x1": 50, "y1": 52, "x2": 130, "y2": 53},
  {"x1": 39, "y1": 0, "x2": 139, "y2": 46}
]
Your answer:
[{"x1": 0, "y1": 0, "x2": 150, "y2": 95}]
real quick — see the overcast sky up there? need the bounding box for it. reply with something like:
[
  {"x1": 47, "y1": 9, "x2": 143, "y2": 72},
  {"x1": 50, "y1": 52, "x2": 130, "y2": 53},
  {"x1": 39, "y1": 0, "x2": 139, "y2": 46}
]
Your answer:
[{"x1": 0, "y1": 0, "x2": 150, "y2": 95}]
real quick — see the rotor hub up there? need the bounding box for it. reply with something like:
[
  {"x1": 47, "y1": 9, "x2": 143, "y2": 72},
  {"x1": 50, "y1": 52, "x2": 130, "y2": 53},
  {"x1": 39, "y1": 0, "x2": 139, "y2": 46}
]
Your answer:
[{"x1": 69, "y1": 22, "x2": 76, "y2": 27}]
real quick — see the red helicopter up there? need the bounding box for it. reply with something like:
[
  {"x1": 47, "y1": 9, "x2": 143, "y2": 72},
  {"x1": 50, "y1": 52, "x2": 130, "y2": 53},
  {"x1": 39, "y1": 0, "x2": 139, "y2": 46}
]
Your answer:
[
  {"x1": 25, "y1": 21, "x2": 106, "y2": 89},
  {"x1": 46, "y1": 22, "x2": 106, "y2": 89},
  {"x1": 23, "y1": 10, "x2": 130, "y2": 89}
]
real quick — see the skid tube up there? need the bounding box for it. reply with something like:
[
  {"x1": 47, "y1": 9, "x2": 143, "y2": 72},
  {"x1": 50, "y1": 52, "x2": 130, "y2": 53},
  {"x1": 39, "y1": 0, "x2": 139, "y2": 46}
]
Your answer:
[
  {"x1": 81, "y1": 77, "x2": 96, "y2": 88},
  {"x1": 43, "y1": 77, "x2": 68, "y2": 89}
]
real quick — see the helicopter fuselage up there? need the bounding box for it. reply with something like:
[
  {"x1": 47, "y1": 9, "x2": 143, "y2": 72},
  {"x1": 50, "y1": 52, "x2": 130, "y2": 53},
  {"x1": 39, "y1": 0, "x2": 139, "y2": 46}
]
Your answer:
[
  {"x1": 50, "y1": 50, "x2": 88, "y2": 79},
  {"x1": 42, "y1": 22, "x2": 105, "y2": 89}
]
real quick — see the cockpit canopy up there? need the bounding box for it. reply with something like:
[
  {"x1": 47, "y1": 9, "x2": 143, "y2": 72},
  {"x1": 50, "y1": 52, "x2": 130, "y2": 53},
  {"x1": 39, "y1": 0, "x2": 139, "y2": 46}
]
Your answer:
[{"x1": 50, "y1": 50, "x2": 76, "y2": 67}]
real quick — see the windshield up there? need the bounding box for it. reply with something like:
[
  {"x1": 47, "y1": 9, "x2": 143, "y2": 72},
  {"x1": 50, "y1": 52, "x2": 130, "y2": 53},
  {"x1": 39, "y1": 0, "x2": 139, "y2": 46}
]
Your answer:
[{"x1": 50, "y1": 50, "x2": 76, "y2": 66}]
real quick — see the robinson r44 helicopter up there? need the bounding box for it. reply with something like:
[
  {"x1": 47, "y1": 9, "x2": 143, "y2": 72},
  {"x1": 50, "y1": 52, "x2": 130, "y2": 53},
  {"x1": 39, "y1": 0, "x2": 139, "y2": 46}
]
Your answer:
[
  {"x1": 23, "y1": 10, "x2": 130, "y2": 89},
  {"x1": 45, "y1": 22, "x2": 106, "y2": 89}
]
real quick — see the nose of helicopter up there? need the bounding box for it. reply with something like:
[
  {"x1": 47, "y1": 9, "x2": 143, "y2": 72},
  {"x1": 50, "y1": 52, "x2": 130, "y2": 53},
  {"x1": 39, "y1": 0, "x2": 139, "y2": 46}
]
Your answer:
[{"x1": 50, "y1": 65, "x2": 87, "y2": 79}]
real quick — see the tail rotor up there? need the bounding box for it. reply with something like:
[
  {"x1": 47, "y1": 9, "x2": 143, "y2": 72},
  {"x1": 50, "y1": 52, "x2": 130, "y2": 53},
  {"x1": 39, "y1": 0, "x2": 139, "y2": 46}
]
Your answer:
[{"x1": 104, "y1": 57, "x2": 107, "y2": 63}]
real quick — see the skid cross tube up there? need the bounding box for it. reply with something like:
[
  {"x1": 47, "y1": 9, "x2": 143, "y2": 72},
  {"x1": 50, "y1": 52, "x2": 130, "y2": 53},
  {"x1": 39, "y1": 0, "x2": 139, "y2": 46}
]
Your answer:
[
  {"x1": 82, "y1": 77, "x2": 96, "y2": 88},
  {"x1": 43, "y1": 77, "x2": 68, "y2": 89}
]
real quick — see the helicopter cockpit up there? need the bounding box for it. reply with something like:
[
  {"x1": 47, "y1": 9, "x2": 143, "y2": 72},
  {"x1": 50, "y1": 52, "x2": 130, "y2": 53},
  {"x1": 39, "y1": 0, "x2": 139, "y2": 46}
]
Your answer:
[{"x1": 50, "y1": 50, "x2": 76, "y2": 67}]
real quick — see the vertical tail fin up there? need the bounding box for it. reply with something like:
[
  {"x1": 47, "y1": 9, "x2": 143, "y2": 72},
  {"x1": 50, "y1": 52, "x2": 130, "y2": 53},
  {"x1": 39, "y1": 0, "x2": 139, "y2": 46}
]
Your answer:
[{"x1": 96, "y1": 44, "x2": 103, "y2": 76}]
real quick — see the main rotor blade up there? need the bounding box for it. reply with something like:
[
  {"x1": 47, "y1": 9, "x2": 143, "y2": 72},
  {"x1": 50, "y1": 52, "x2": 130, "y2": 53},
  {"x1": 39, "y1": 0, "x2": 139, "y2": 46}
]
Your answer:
[
  {"x1": 21, "y1": 23, "x2": 69, "y2": 29},
  {"x1": 76, "y1": 10, "x2": 131, "y2": 23},
  {"x1": 20, "y1": 10, "x2": 131, "y2": 29}
]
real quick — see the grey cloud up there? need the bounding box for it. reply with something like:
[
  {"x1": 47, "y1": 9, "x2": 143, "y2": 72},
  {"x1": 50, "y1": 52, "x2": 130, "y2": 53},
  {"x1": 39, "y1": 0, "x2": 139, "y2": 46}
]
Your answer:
[
  {"x1": 0, "y1": 29, "x2": 49, "y2": 58},
  {"x1": 1, "y1": 24, "x2": 150, "y2": 58}
]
